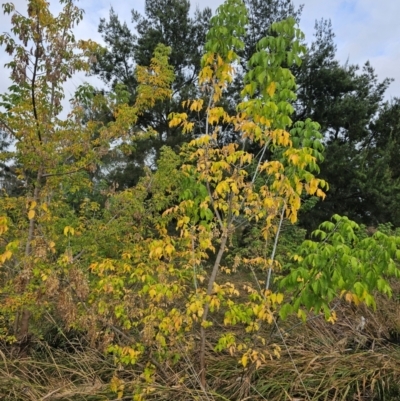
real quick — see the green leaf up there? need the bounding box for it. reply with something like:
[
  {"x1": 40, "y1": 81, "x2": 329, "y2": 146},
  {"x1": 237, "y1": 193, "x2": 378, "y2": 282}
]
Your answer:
[{"x1": 279, "y1": 303, "x2": 293, "y2": 320}]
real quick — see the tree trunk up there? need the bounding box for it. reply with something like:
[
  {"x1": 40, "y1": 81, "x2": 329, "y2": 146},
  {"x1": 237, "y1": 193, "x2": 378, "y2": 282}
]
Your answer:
[
  {"x1": 199, "y1": 230, "x2": 228, "y2": 389},
  {"x1": 17, "y1": 168, "x2": 43, "y2": 344}
]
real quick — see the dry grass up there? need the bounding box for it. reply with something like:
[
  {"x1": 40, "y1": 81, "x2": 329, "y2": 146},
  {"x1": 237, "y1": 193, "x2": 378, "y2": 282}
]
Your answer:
[
  {"x1": 200, "y1": 298, "x2": 400, "y2": 401},
  {"x1": 0, "y1": 341, "x2": 116, "y2": 400},
  {"x1": 1, "y1": 288, "x2": 400, "y2": 400}
]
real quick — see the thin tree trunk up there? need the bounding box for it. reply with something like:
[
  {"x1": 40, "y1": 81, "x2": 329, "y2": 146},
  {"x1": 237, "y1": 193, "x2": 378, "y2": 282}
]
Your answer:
[
  {"x1": 199, "y1": 230, "x2": 229, "y2": 389},
  {"x1": 17, "y1": 168, "x2": 43, "y2": 343}
]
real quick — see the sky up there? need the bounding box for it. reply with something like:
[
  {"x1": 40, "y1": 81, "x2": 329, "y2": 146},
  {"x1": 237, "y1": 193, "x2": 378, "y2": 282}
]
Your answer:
[{"x1": 0, "y1": 0, "x2": 399, "y2": 104}]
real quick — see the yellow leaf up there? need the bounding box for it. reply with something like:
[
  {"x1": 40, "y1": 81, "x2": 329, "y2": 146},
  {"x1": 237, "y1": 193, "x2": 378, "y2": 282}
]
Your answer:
[
  {"x1": 352, "y1": 294, "x2": 361, "y2": 306},
  {"x1": 267, "y1": 81, "x2": 276, "y2": 97},
  {"x1": 316, "y1": 188, "x2": 326, "y2": 200},
  {"x1": 327, "y1": 311, "x2": 337, "y2": 324},
  {"x1": 28, "y1": 210, "x2": 35, "y2": 220},
  {"x1": 0, "y1": 250, "x2": 12, "y2": 263},
  {"x1": 49, "y1": 241, "x2": 56, "y2": 254},
  {"x1": 169, "y1": 117, "x2": 181, "y2": 127},
  {"x1": 64, "y1": 226, "x2": 75, "y2": 236},
  {"x1": 289, "y1": 153, "x2": 299, "y2": 165},
  {"x1": 273, "y1": 344, "x2": 281, "y2": 358},
  {"x1": 344, "y1": 292, "x2": 353, "y2": 303},
  {"x1": 189, "y1": 99, "x2": 204, "y2": 112},
  {"x1": 201, "y1": 320, "x2": 212, "y2": 328},
  {"x1": 308, "y1": 178, "x2": 319, "y2": 195},
  {"x1": 297, "y1": 309, "x2": 307, "y2": 321},
  {"x1": 29, "y1": 201, "x2": 37, "y2": 210},
  {"x1": 209, "y1": 296, "x2": 220, "y2": 311},
  {"x1": 110, "y1": 376, "x2": 124, "y2": 393},
  {"x1": 269, "y1": 294, "x2": 277, "y2": 304},
  {"x1": 183, "y1": 121, "x2": 194, "y2": 133},
  {"x1": 230, "y1": 181, "x2": 239, "y2": 194},
  {"x1": 241, "y1": 354, "x2": 248, "y2": 367},
  {"x1": 276, "y1": 293, "x2": 284, "y2": 304},
  {"x1": 152, "y1": 246, "x2": 163, "y2": 259},
  {"x1": 165, "y1": 243, "x2": 175, "y2": 256},
  {"x1": 215, "y1": 181, "x2": 229, "y2": 195}
]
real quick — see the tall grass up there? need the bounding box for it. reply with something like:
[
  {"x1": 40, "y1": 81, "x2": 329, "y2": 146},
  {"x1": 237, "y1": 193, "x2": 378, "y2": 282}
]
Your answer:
[{"x1": 1, "y1": 292, "x2": 400, "y2": 400}]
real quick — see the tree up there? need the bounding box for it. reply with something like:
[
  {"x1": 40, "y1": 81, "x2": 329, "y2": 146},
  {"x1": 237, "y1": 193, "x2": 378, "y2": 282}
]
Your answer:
[
  {"x1": 294, "y1": 20, "x2": 397, "y2": 229},
  {"x1": 0, "y1": 0, "x2": 100, "y2": 343},
  {"x1": 0, "y1": 0, "x2": 173, "y2": 344},
  {"x1": 358, "y1": 97, "x2": 400, "y2": 226},
  {"x1": 91, "y1": 0, "x2": 212, "y2": 188},
  {"x1": 2, "y1": 1, "x2": 400, "y2": 398},
  {"x1": 91, "y1": 0, "x2": 305, "y2": 190},
  {"x1": 89, "y1": 2, "x2": 400, "y2": 394},
  {"x1": 89, "y1": 2, "x2": 326, "y2": 391},
  {"x1": 0, "y1": 126, "x2": 20, "y2": 195},
  {"x1": 92, "y1": 1, "x2": 400, "y2": 232},
  {"x1": 242, "y1": 0, "x2": 303, "y2": 63}
]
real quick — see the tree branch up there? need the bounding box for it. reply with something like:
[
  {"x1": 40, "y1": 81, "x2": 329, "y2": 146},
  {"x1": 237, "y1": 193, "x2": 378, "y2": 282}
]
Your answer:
[{"x1": 31, "y1": 18, "x2": 42, "y2": 143}]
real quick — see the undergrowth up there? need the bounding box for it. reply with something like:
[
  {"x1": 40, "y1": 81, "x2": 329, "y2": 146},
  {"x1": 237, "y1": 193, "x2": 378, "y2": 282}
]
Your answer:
[{"x1": 2, "y1": 287, "x2": 400, "y2": 401}]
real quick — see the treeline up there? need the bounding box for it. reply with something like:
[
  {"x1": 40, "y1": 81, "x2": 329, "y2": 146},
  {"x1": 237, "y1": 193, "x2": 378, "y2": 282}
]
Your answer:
[
  {"x1": 89, "y1": 0, "x2": 400, "y2": 230},
  {"x1": 2, "y1": 0, "x2": 399, "y2": 230}
]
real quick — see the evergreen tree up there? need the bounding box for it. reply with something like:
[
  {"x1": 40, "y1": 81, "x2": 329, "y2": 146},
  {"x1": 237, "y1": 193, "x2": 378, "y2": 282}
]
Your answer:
[
  {"x1": 92, "y1": 0, "x2": 303, "y2": 187},
  {"x1": 295, "y1": 20, "x2": 397, "y2": 228},
  {"x1": 0, "y1": 129, "x2": 14, "y2": 193},
  {"x1": 0, "y1": 89, "x2": 25, "y2": 195},
  {"x1": 242, "y1": 0, "x2": 302, "y2": 63},
  {"x1": 91, "y1": 0, "x2": 400, "y2": 230},
  {"x1": 92, "y1": 1, "x2": 211, "y2": 188}
]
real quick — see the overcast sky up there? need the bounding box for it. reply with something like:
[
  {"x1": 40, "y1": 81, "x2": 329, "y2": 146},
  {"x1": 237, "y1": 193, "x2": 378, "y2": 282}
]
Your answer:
[{"x1": 0, "y1": 0, "x2": 399, "y2": 104}]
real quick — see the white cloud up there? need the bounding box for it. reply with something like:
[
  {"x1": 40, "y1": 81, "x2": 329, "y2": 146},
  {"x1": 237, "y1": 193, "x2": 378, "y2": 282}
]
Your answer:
[
  {"x1": 292, "y1": 0, "x2": 400, "y2": 98},
  {"x1": 0, "y1": 0, "x2": 399, "y2": 106}
]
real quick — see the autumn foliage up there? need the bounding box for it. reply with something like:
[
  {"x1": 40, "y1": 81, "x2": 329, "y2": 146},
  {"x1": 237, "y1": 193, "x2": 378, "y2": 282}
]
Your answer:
[{"x1": 1, "y1": 0, "x2": 400, "y2": 399}]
